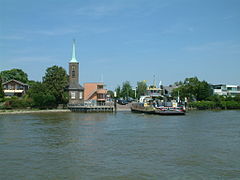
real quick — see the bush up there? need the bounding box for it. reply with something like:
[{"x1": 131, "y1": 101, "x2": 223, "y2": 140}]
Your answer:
[
  {"x1": 220, "y1": 101, "x2": 240, "y2": 109},
  {"x1": 189, "y1": 100, "x2": 240, "y2": 110},
  {"x1": 189, "y1": 101, "x2": 216, "y2": 110},
  {"x1": 31, "y1": 92, "x2": 56, "y2": 109},
  {"x1": 2, "y1": 97, "x2": 33, "y2": 109}
]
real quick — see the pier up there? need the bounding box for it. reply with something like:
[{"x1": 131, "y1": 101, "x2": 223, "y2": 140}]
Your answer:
[{"x1": 68, "y1": 104, "x2": 114, "y2": 112}]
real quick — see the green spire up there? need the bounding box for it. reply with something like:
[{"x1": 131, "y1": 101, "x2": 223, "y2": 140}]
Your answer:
[{"x1": 70, "y1": 39, "x2": 78, "y2": 63}]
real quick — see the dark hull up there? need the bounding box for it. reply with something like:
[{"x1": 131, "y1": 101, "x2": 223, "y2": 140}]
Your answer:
[
  {"x1": 131, "y1": 107, "x2": 185, "y2": 115},
  {"x1": 131, "y1": 108, "x2": 155, "y2": 114},
  {"x1": 154, "y1": 110, "x2": 185, "y2": 115}
]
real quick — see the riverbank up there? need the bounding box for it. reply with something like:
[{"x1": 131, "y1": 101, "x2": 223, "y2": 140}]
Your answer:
[
  {"x1": 188, "y1": 100, "x2": 240, "y2": 110},
  {"x1": 0, "y1": 106, "x2": 131, "y2": 115},
  {"x1": 0, "y1": 109, "x2": 71, "y2": 115}
]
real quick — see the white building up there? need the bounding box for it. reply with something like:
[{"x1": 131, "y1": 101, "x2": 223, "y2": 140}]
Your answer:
[{"x1": 212, "y1": 84, "x2": 240, "y2": 97}]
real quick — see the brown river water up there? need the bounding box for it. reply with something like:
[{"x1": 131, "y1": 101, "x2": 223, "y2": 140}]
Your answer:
[{"x1": 0, "y1": 110, "x2": 240, "y2": 179}]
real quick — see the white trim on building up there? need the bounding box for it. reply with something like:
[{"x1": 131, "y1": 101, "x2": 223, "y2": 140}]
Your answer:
[{"x1": 212, "y1": 84, "x2": 240, "y2": 97}]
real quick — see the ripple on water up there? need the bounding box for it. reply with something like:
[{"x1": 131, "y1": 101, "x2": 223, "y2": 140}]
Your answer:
[{"x1": 0, "y1": 111, "x2": 240, "y2": 179}]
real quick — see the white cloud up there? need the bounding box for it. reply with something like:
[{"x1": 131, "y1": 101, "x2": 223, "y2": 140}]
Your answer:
[
  {"x1": 7, "y1": 56, "x2": 56, "y2": 63},
  {"x1": 31, "y1": 28, "x2": 78, "y2": 36},
  {"x1": 223, "y1": 15, "x2": 234, "y2": 20},
  {"x1": 0, "y1": 35, "x2": 25, "y2": 40},
  {"x1": 160, "y1": 23, "x2": 195, "y2": 34},
  {"x1": 75, "y1": 5, "x2": 120, "y2": 17},
  {"x1": 184, "y1": 41, "x2": 240, "y2": 54},
  {"x1": 25, "y1": 25, "x2": 114, "y2": 36}
]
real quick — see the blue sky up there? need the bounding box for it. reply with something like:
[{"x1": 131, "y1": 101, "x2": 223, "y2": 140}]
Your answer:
[{"x1": 0, "y1": 0, "x2": 240, "y2": 90}]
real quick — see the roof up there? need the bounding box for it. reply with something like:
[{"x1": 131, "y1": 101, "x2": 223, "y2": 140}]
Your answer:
[
  {"x1": 2, "y1": 79, "x2": 28, "y2": 86},
  {"x1": 163, "y1": 85, "x2": 178, "y2": 92},
  {"x1": 84, "y1": 82, "x2": 104, "y2": 85},
  {"x1": 69, "y1": 39, "x2": 78, "y2": 63},
  {"x1": 68, "y1": 82, "x2": 84, "y2": 90}
]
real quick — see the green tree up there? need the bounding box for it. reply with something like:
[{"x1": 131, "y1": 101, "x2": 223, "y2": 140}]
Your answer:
[
  {"x1": 115, "y1": 85, "x2": 121, "y2": 98},
  {"x1": 107, "y1": 90, "x2": 114, "y2": 98},
  {"x1": 234, "y1": 94, "x2": 240, "y2": 102},
  {"x1": 28, "y1": 80, "x2": 38, "y2": 87},
  {"x1": 196, "y1": 80, "x2": 212, "y2": 101},
  {"x1": 27, "y1": 82, "x2": 56, "y2": 109},
  {"x1": 42, "y1": 65, "x2": 68, "y2": 105},
  {"x1": 172, "y1": 77, "x2": 211, "y2": 101},
  {"x1": 0, "y1": 76, "x2": 4, "y2": 98},
  {"x1": 121, "y1": 81, "x2": 134, "y2": 99},
  {"x1": 0, "y1": 68, "x2": 28, "y2": 83},
  {"x1": 136, "y1": 81, "x2": 147, "y2": 98}
]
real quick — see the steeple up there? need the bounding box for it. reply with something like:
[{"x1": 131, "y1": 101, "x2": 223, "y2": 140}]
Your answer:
[
  {"x1": 68, "y1": 38, "x2": 84, "y2": 105},
  {"x1": 70, "y1": 39, "x2": 78, "y2": 63}
]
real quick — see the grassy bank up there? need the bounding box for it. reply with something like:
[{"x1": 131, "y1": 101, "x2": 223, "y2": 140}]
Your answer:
[{"x1": 188, "y1": 101, "x2": 240, "y2": 110}]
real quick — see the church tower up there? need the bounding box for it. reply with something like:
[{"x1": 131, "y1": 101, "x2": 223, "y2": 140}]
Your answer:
[{"x1": 68, "y1": 39, "x2": 84, "y2": 105}]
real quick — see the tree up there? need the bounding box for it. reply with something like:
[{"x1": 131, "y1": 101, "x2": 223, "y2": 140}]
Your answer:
[
  {"x1": 172, "y1": 77, "x2": 211, "y2": 101},
  {"x1": 107, "y1": 90, "x2": 114, "y2": 98},
  {"x1": 121, "y1": 81, "x2": 134, "y2": 99},
  {"x1": 196, "y1": 80, "x2": 212, "y2": 101},
  {"x1": 42, "y1": 65, "x2": 68, "y2": 105},
  {"x1": 136, "y1": 81, "x2": 147, "y2": 98},
  {"x1": 0, "y1": 76, "x2": 4, "y2": 98},
  {"x1": 115, "y1": 85, "x2": 121, "y2": 98},
  {"x1": 234, "y1": 94, "x2": 240, "y2": 102},
  {"x1": 27, "y1": 82, "x2": 56, "y2": 108},
  {"x1": 0, "y1": 69, "x2": 28, "y2": 83}
]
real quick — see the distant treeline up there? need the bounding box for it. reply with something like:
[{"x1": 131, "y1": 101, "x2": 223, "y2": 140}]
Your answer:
[
  {"x1": 115, "y1": 77, "x2": 240, "y2": 110},
  {"x1": 0, "y1": 68, "x2": 240, "y2": 110},
  {"x1": 171, "y1": 77, "x2": 240, "y2": 110},
  {"x1": 0, "y1": 67, "x2": 68, "y2": 109}
]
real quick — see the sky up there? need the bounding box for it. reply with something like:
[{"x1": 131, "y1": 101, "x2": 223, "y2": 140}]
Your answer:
[{"x1": 0, "y1": 0, "x2": 240, "y2": 90}]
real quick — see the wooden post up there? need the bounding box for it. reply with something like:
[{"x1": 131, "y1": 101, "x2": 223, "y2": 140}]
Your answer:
[{"x1": 114, "y1": 91, "x2": 117, "y2": 112}]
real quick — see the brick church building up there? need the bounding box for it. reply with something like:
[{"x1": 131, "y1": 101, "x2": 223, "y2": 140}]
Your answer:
[{"x1": 68, "y1": 40, "x2": 84, "y2": 105}]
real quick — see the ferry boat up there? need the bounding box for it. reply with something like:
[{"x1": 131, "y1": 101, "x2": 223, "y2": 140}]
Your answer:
[{"x1": 131, "y1": 96, "x2": 186, "y2": 115}]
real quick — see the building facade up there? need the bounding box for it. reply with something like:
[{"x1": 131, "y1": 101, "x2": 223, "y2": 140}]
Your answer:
[
  {"x1": 84, "y1": 83, "x2": 107, "y2": 106},
  {"x1": 68, "y1": 40, "x2": 84, "y2": 105},
  {"x1": 2, "y1": 79, "x2": 29, "y2": 97},
  {"x1": 146, "y1": 85, "x2": 163, "y2": 97},
  {"x1": 212, "y1": 84, "x2": 240, "y2": 97}
]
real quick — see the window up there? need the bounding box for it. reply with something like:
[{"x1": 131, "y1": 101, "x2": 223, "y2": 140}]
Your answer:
[
  {"x1": 72, "y1": 66, "x2": 75, "y2": 78},
  {"x1": 97, "y1": 85, "x2": 103, "y2": 89},
  {"x1": 17, "y1": 85, "x2": 23, "y2": 90},
  {"x1": 79, "y1": 92, "x2": 83, "y2": 99},
  {"x1": 97, "y1": 94, "x2": 106, "y2": 99},
  {"x1": 71, "y1": 92, "x2": 76, "y2": 99}
]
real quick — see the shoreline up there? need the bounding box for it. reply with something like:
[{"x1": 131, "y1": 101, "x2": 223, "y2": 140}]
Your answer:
[
  {"x1": 0, "y1": 109, "x2": 71, "y2": 115},
  {"x1": 1, "y1": 108, "x2": 239, "y2": 115},
  {"x1": 0, "y1": 108, "x2": 131, "y2": 115},
  {"x1": 1, "y1": 107, "x2": 239, "y2": 115}
]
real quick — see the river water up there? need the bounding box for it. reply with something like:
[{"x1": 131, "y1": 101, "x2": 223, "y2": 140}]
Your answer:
[{"x1": 0, "y1": 110, "x2": 240, "y2": 179}]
